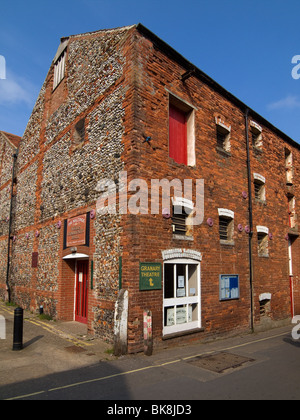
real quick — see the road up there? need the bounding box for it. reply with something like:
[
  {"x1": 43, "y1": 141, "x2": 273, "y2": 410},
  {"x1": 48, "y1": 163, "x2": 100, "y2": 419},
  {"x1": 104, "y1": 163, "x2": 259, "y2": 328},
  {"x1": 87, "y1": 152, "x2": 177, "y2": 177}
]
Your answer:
[{"x1": 0, "y1": 319, "x2": 299, "y2": 402}]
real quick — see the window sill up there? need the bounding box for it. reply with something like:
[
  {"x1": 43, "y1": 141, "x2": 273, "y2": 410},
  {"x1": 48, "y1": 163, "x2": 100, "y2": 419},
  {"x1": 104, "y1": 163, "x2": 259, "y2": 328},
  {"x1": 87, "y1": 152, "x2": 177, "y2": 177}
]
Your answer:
[
  {"x1": 172, "y1": 234, "x2": 194, "y2": 241},
  {"x1": 253, "y1": 146, "x2": 263, "y2": 154},
  {"x1": 162, "y1": 327, "x2": 205, "y2": 341},
  {"x1": 216, "y1": 147, "x2": 231, "y2": 158},
  {"x1": 220, "y1": 239, "x2": 235, "y2": 246},
  {"x1": 255, "y1": 198, "x2": 267, "y2": 206},
  {"x1": 258, "y1": 254, "x2": 269, "y2": 258}
]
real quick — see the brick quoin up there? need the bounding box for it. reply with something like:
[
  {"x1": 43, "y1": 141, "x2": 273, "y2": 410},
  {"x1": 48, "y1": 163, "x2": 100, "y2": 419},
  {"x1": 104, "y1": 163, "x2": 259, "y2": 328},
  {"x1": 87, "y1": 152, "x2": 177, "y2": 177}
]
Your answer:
[{"x1": 0, "y1": 24, "x2": 299, "y2": 353}]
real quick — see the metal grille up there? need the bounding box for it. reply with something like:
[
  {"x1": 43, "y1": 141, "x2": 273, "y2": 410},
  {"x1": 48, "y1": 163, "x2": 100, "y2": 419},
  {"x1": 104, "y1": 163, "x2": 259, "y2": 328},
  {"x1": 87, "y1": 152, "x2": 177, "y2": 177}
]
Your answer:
[
  {"x1": 254, "y1": 181, "x2": 262, "y2": 199},
  {"x1": 219, "y1": 218, "x2": 229, "y2": 241},
  {"x1": 172, "y1": 211, "x2": 187, "y2": 235}
]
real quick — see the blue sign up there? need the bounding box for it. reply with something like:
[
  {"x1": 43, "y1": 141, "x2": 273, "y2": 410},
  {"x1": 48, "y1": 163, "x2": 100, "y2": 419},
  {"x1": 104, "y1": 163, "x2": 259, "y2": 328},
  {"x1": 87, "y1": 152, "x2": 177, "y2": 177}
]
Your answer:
[{"x1": 219, "y1": 275, "x2": 239, "y2": 301}]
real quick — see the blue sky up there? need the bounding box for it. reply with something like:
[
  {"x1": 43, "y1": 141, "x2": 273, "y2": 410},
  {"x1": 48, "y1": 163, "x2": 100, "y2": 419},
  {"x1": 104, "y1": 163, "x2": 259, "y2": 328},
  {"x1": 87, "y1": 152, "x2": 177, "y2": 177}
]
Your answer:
[{"x1": 0, "y1": 0, "x2": 300, "y2": 142}]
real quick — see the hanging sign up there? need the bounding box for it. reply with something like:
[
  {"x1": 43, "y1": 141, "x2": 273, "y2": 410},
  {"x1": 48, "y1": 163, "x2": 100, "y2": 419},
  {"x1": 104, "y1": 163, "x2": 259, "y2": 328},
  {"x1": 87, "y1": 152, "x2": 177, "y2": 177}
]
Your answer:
[{"x1": 139, "y1": 263, "x2": 162, "y2": 291}]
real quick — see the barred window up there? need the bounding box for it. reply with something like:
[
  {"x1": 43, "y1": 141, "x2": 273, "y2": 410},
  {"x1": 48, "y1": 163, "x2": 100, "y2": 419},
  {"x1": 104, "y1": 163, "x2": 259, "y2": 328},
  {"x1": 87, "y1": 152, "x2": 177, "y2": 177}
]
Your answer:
[
  {"x1": 254, "y1": 173, "x2": 266, "y2": 202},
  {"x1": 219, "y1": 216, "x2": 234, "y2": 242},
  {"x1": 218, "y1": 209, "x2": 234, "y2": 244}
]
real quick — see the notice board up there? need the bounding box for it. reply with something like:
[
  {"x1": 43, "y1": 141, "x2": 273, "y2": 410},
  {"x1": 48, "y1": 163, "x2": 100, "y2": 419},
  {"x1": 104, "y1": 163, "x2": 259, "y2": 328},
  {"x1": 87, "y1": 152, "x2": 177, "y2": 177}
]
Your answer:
[{"x1": 219, "y1": 274, "x2": 239, "y2": 301}]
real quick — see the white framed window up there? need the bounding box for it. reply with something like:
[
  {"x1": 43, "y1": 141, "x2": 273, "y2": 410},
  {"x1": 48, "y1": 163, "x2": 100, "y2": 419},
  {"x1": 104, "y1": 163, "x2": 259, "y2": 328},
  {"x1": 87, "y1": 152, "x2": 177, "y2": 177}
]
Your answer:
[{"x1": 163, "y1": 259, "x2": 201, "y2": 336}]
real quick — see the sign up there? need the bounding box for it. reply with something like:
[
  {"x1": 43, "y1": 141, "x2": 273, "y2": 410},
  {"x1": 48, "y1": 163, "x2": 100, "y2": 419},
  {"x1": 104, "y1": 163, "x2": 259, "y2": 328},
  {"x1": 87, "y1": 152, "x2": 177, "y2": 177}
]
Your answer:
[
  {"x1": 219, "y1": 274, "x2": 239, "y2": 301},
  {"x1": 139, "y1": 263, "x2": 162, "y2": 291},
  {"x1": 66, "y1": 214, "x2": 87, "y2": 247}
]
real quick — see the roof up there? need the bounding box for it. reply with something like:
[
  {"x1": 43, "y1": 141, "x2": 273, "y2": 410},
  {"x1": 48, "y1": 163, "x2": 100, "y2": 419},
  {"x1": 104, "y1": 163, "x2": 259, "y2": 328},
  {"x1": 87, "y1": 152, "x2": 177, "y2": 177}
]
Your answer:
[
  {"x1": 0, "y1": 131, "x2": 21, "y2": 149},
  {"x1": 136, "y1": 23, "x2": 300, "y2": 150}
]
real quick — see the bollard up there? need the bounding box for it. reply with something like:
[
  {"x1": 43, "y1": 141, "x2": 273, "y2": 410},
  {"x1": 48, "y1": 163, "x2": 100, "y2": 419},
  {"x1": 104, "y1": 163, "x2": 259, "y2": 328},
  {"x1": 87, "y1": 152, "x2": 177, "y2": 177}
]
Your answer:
[{"x1": 13, "y1": 307, "x2": 24, "y2": 351}]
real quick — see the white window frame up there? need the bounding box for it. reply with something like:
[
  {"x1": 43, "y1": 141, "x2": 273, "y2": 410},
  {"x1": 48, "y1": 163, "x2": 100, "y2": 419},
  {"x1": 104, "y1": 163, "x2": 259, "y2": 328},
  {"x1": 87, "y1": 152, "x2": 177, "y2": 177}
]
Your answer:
[{"x1": 163, "y1": 258, "x2": 201, "y2": 336}]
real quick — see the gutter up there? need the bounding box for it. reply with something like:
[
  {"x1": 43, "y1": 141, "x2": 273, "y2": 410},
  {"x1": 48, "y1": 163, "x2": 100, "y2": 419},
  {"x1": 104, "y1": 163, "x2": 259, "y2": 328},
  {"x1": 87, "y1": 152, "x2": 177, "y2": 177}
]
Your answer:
[
  {"x1": 245, "y1": 109, "x2": 254, "y2": 332},
  {"x1": 6, "y1": 150, "x2": 18, "y2": 303}
]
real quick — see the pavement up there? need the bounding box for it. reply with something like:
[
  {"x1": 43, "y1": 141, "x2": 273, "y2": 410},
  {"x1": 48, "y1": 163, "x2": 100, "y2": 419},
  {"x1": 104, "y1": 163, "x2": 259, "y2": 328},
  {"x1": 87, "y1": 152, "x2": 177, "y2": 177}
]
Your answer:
[
  {"x1": 0, "y1": 299, "x2": 296, "y2": 396},
  {"x1": 0, "y1": 300, "x2": 115, "y2": 387}
]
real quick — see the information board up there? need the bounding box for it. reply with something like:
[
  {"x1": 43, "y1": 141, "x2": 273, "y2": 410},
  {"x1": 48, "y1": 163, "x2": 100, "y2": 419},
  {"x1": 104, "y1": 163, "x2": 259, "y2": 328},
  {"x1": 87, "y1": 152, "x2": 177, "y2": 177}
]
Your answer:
[{"x1": 219, "y1": 274, "x2": 239, "y2": 301}]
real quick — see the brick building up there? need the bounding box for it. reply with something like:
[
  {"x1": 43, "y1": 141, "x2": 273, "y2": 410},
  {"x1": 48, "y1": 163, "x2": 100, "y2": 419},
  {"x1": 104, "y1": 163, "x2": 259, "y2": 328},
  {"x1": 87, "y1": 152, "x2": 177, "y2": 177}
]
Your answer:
[{"x1": 0, "y1": 24, "x2": 299, "y2": 353}]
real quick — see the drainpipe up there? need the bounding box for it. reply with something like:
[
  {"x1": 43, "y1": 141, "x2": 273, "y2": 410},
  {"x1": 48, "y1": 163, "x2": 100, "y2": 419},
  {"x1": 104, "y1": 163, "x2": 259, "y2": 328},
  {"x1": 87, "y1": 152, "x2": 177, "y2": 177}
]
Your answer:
[
  {"x1": 6, "y1": 150, "x2": 18, "y2": 303},
  {"x1": 245, "y1": 109, "x2": 254, "y2": 332}
]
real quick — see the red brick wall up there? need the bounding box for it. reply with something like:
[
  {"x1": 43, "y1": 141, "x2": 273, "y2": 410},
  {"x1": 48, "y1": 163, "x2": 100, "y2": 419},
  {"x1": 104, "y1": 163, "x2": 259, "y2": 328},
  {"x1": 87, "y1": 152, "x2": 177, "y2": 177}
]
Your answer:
[{"x1": 120, "y1": 28, "x2": 299, "y2": 352}]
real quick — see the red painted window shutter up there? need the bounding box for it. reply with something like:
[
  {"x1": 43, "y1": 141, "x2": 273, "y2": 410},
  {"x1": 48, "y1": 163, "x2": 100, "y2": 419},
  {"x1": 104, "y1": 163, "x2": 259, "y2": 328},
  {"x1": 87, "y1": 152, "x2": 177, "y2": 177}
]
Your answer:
[{"x1": 169, "y1": 105, "x2": 187, "y2": 165}]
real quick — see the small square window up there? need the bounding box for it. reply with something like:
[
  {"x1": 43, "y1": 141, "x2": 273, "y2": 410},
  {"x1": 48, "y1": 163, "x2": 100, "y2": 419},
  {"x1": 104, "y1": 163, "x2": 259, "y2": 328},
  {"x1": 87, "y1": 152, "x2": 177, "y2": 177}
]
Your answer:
[
  {"x1": 258, "y1": 232, "x2": 268, "y2": 257},
  {"x1": 250, "y1": 121, "x2": 263, "y2": 150},
  {"x1": 218, "y1": 209, "x2": 234, "y2": 244},
  {"x1": 215, "y1": 117, "x2": 231, "y2": 154},
  {"x1": 172, "y1": 207, "x2": 188, "y2": 236},
  {"x1": 219, "y1": 216, "x2": 234, "y2": 242},
  {"x1": 288, "y1": 195, "x2": 297, "y2": 229},
  {"x1": 216, "y1": 126, "x2": 231, "y2": 153},
  {"x1": 285, "y1": 148, "x2": 294, "y2": 185},
  {"x1": 74, "y1": 119, "x2": 85, "y2": 146},
  {"x1": 254, "y1": 180, "x2": 265, "y2": 201}
]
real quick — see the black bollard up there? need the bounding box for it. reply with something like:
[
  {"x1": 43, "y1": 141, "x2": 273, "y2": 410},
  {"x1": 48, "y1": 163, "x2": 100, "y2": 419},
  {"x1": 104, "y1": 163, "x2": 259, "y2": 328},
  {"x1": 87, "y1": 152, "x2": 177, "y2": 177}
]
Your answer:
[{"x1": 13, "y1": 307, "x2": 24, "y2": 351}]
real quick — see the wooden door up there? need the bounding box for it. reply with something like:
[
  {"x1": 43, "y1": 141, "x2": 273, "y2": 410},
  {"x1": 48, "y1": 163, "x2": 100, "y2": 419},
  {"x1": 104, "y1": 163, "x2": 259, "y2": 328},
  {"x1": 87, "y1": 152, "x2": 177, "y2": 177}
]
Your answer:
[
  {"x1": 169, "y1": 104, "x2": 187, "y2": 165},
  {"x1": 75, "y1": 261, "x2": 89, "y2": 324}
]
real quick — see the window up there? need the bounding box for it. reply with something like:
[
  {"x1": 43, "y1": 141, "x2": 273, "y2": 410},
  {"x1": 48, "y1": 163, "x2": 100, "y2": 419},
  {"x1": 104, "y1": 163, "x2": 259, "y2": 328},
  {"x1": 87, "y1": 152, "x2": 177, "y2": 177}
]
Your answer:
[
  {"x1": 169, "y1": 94, "x2": 195, "y2": 166},
  {"x1": 163, "y1": 260, "x2": 201, "y2": 336},
  {"x1": 253, "y1": 173, "x2": 266, "y2": 202},
  {"x1": 53, "y1": 39, "x2": 68, "y2": 90},
  {"x1": 74, "y1": 119, "x2": 85, "y2": 145},
  {"x1": 285, "y1": 148, "x2": 294, "y2": 185},
  {"x1": 250, "y1": 121, "x2": 263, "y2": 150},
  {"x1": 218, "y1": 209, "x2": 234, "y2": 243},
  {"x1": 257, "y1": 226, "x2": 269, "y2": 257},
  {"x1": 215, "y1": 117, "x2": 231, "y2": 153},
  {"x1": 288, "y1": 194, "x2": 297, "y2": 229},
  {"x1": 172, "y1": 197, "x2": 194, "y2": 237}
]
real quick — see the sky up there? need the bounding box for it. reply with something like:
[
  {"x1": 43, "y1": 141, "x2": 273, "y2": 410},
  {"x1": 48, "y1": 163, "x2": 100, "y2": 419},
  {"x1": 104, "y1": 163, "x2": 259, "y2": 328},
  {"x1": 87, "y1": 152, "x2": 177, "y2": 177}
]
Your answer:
[{"x1": 0, "y1": 0, "x2": 300, "y2": 142}]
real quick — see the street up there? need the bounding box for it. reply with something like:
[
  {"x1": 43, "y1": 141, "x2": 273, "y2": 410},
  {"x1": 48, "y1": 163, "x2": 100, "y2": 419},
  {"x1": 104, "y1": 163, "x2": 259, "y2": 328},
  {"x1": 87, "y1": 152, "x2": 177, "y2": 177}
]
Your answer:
[{"x1": 0, "y1": 301, "x2": 299, "y2": 402}]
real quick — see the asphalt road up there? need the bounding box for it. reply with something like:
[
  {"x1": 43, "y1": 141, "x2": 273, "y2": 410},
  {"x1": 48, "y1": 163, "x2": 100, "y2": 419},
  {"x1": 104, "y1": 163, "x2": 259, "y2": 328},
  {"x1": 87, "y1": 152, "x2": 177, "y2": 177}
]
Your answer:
[{"x1": 0, "y1": 302, "x2": 299, "y2": 402}]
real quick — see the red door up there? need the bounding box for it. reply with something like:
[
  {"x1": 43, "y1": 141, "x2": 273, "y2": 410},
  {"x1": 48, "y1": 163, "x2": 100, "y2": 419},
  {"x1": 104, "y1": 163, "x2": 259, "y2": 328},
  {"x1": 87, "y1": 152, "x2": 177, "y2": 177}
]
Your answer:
[
  {"x1": 75, "y1": 261, "x2": 89, "y2": 324},
  {"x1": 169, "y1": 105, "x2": 187, "y2": 165}
]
